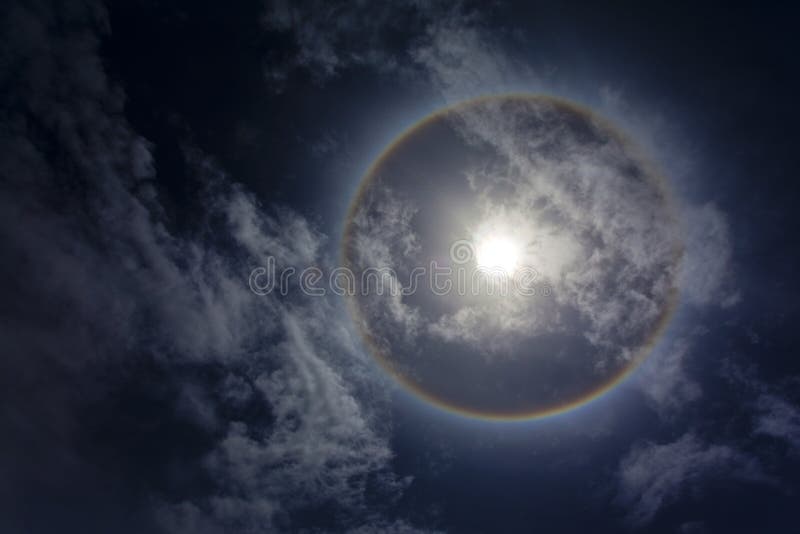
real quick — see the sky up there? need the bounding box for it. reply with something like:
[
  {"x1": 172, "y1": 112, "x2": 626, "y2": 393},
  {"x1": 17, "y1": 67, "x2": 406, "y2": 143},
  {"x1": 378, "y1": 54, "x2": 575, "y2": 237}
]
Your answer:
[{"x1": 1, "y1": 1, "x2": 799, "y2": 533}]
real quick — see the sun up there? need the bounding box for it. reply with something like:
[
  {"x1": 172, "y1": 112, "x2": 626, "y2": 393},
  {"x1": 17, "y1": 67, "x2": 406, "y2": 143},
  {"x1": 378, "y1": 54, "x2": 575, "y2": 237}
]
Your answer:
[{"x1": 475, "y1": 236, "x2": 521, "y2": 274}]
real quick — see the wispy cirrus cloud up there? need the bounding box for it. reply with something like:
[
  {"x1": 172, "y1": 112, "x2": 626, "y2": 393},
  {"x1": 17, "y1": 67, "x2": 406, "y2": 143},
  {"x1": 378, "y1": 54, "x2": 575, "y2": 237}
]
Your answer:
[
  {"x1": 754, "y1": 393, "x2": 800, "y2": 454},
  {"x1": 635, "y1": 332, "x2": 704, "y2": 417},
  {"x1": 0, "y1": 2, "x2": 428, "y2": 532},
  {"x1": 616, "y1": 433, "x2": 773, "y2": 526},
  {"x1": 261, "y1": 0, "x2": 468, "y2": 90},
  {"x1": 722, "y1": 361, "x2": 800, "y2": 456}
]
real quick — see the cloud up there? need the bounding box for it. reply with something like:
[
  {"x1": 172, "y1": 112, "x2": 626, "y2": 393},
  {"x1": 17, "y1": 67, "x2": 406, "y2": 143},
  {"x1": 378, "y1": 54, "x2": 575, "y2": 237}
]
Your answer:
[
  {"x1": 620, "y1": 361, "x2": 800, "y2": 527},
  {"x1": 422, "y1": 97, "x2": 679, "y2": 361},
  {"x1": 411, "y1": 16, "x2": 536, "y2": 103},
  {"x1": 0, "y1": 1, "x2": 425, "y2": 532},
  {"x1": 677, "y1": 202, "x2": 739, "y2": 307},
  {"x1": 261, "y1": 0, "x2": 740, "y2": 331},
  {"x1": 635, "y1": 333, "x2": 703, "y2": 417},
  {"x1": 595, "y1": 88, "x2": 739, "y2": 312},
  {"x1": 616, "y1": 433, "x2": 772, "y2": 526},
  {"x1": 678, "y1": 521, "x2": 708, "y2": 534},
  {"x1": 261, "y1": 0, "x2": 465, "y2": 89},
  {"x1": 259, "y1": 0, "x2": 527, "y2": 104},
  {"x1": 754, "y1": 393, "x2": 800, "y2": 453},
  {"x1": 720, "y1": 361, "x2": 800, "y2": 456},
  {"x1": 348, "y1": 519, "x2": 444, "y2": 534},
  {"x1": 160, "y1": 307, "x2": 402, "y2": 530},
  {"x1": 348, "y1": 185, "x2": 423, "y2": 340},
  {"x1": 406, "y1": 12, "x2": 741, "y2": 417}
]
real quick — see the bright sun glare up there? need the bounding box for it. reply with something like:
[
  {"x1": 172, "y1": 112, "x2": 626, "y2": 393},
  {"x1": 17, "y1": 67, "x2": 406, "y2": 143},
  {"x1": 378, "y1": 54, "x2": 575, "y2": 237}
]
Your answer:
[{"x1": 475, "y1": 236, "x2": 521, "y2": 274}]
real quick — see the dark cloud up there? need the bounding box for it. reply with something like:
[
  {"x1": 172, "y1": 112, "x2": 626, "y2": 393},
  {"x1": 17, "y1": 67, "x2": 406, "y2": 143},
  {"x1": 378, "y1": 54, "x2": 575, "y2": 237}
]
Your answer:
[{"x1": 0, "y1": 1, "x2": 428, "y2": 532}]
